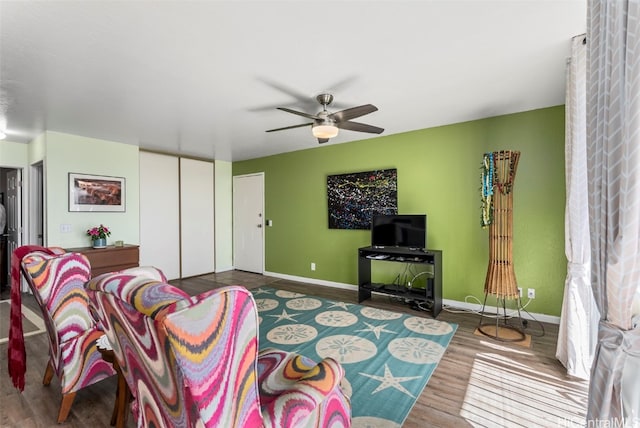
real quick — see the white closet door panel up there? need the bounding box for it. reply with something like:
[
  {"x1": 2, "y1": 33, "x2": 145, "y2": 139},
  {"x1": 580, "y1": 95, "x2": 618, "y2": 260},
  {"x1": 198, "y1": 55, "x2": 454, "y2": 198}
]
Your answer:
[
  {"x1": 139, "y1": 152, "x2": 180, "y2": 280},
  {"x1": 180, "y1": 158, "x2": 215, "y2": 277}
]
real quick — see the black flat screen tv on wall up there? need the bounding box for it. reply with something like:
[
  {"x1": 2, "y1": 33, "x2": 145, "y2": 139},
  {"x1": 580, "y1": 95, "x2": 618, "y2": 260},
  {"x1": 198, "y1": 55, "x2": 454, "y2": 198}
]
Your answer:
[{"x1": 371, "y1": 214, "x2": 427, "y2": 250}]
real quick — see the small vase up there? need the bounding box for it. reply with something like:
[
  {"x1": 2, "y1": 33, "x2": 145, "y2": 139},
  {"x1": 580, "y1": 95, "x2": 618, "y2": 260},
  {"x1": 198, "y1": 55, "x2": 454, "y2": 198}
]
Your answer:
[{"x1": 92, "y1": 238, "x2": 107, "y2": 249}]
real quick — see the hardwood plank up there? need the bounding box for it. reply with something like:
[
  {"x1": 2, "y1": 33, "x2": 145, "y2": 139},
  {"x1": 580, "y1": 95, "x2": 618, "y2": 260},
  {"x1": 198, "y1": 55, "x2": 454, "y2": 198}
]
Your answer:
[{"x1": 0, "y1": 271, "x2": 589, "y2": 427}]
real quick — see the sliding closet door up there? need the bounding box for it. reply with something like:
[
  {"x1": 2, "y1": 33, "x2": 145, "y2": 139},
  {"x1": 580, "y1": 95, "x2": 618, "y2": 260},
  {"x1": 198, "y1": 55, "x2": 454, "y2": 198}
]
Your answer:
[
  {"x1": 180, "y1": 158, "x2": 215, "y2": 277},
  {"x1": 139, "y1": 152, "x2": 180, "y2": 280}
]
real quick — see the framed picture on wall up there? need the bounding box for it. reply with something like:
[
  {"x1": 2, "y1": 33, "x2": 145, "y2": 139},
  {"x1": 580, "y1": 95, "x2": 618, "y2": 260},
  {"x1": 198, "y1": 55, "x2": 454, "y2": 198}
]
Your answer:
[{"x1": 68, "y1": 173, "x2": 126, "y2": 212}]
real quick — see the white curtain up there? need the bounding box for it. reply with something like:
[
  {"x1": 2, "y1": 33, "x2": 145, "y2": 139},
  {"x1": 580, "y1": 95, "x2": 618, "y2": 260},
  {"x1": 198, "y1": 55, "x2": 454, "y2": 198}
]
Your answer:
[
  {"x1": 556, "y1": 34, "x2": 600, "y2": 381},
  {"x1": 586, "y1": 0, "x2": 640, "y2": 425}
]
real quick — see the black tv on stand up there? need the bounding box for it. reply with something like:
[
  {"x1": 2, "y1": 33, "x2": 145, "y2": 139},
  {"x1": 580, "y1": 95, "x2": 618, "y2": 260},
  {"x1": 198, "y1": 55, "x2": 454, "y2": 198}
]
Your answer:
[{"x1": 371, "y1": 214, "x2": 426, "y2": 250}]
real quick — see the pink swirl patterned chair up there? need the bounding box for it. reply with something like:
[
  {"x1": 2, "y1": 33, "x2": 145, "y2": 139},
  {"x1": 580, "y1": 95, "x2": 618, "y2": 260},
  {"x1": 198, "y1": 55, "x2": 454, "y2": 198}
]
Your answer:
[
  {"x1": 17, "y1": 248, "x2": 117, "y2": 423},
  {"x1": 86, "y1": 270, "x2": 351, "y2": 428}
]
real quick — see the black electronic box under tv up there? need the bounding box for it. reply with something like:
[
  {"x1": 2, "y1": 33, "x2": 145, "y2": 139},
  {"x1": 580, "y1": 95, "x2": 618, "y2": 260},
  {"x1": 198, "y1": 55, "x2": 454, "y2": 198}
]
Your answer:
[{"x1": 370, "y1": 214, "x2": 427, "y2": 250}]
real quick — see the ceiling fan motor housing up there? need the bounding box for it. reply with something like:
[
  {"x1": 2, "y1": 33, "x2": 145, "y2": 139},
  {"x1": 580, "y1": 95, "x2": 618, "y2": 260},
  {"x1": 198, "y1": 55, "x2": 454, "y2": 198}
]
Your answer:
[{"x1": 316, "y1": 93, "x2": 334, "y2": 107}]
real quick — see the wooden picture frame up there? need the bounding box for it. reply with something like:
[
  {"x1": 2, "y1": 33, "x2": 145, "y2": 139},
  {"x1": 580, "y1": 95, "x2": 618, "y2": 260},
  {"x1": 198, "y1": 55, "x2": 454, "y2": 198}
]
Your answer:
[{"x1": 68, "y1": 173, "x2": 126, "y2": 212}]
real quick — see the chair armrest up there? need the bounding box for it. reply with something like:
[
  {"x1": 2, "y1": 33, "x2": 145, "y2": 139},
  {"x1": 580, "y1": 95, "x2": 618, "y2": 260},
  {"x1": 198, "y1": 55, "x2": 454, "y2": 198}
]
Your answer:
[
  {"x1": 258, "y1": 350, "x2": 346, "y2": 426},
  {"x1": 86, "y1": 272, "x2": 189, "y2": 318},
  {"x1": 116, "y1": 266, "x2": 167, "y2": 282},
  {"x1": 167, "y1": 286, "x2": 242, "y2": 313}
]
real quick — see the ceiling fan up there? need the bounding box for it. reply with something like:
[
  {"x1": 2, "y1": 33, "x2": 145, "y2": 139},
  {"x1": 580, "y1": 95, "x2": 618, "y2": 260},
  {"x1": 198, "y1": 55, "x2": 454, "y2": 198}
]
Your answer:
[{"x1": 266, "y1": 93, "x2": 384, "y2": 144}]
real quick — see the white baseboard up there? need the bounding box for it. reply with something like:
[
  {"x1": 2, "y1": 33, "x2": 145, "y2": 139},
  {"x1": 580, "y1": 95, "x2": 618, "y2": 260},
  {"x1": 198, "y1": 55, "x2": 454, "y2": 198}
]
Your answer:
[
  {"x1": 265, "y1": 271, "x2": 356, "y2": 291},
  {"x1": 263, "y1": 271, "x2": 560, "y2": 325},
  {"x1": 441, "y1": 298, "x2": 560, "y2": 324}
]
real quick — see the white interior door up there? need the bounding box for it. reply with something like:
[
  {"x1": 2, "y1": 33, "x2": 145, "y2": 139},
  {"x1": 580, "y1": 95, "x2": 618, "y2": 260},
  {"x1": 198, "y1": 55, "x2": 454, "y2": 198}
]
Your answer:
[{"x1": 233, "y1": 173, "x2": 264, "y2": 273}]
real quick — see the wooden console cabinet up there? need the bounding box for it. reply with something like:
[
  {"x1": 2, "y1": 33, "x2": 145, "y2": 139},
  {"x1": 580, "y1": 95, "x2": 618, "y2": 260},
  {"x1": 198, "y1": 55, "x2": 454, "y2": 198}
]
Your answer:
[{"x1": 66, "y1": 245, "x2": 139, "y2": 277}]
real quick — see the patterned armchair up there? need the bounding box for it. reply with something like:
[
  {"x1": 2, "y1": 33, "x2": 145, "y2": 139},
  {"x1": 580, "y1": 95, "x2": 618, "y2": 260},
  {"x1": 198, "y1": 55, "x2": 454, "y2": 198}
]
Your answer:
[
  {"x1": 17, "y1": 248, "x2": 117, "y2": 423},
  {"x1": 86, "y1": 271, "x2": 351, "y2": 428}
]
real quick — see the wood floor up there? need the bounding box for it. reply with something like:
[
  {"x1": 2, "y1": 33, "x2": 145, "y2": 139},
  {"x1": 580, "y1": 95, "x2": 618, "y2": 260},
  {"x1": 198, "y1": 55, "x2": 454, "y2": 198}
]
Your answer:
[{"x1": 0, "y1": 271, "x2": 589, "y2": 427}]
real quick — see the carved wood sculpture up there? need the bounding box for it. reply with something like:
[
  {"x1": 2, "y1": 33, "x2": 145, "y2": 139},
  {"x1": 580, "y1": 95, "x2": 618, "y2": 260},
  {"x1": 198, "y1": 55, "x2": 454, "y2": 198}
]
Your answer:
[
  {"x1": 484, "y1": 150, "x2": 520, "y2": 298},
  {"x1": 478, "y1": 150, "x2": 525, "y2": 341}
]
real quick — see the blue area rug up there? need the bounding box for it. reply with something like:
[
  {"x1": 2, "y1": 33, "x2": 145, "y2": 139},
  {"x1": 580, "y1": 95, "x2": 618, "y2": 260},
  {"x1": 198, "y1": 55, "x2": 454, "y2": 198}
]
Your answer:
[{"x1": 251, "y1": 287, "x2": 457, "y2": 428}]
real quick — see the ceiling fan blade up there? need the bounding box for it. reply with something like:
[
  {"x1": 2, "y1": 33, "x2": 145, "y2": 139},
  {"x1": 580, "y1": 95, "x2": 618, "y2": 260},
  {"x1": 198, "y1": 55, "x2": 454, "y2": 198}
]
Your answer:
[
  {"x1": 338, "y1": 121, "x2": 384, "y2": 134},
  {"x1": 277, "y1": 107, "x2": 321, "y2": 120},
  {"x1": 257, "y1": 78, "x2": 313, "y2": 104},
  {"x1": 266, "y1": 122, "x2": 313, "y2": 133},
  {"x1": 317, "y1": 138, "x2": 330, "y2": 144},
  {"x1": 329, "y1": 104, "x2": 378, "y2": 122}
]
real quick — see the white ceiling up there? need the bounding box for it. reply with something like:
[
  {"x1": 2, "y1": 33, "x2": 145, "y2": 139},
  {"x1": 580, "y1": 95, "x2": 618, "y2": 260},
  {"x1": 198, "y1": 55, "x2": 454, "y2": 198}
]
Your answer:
[{"x1": 0, "y1": 1, "x2": 587, "y2": 162}]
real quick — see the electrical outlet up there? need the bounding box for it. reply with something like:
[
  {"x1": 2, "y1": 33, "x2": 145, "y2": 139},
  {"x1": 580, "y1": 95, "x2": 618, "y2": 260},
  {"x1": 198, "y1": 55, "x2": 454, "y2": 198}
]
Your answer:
[
  {"x1": 311, "y1": 262, "x2": 316, "y2": 271},
  {"x1": 60, "y1": 224, "x2": 71, "y2": 233},
  {"x1": 518, "y1": 287, "x2": 523, "y2": 298},
  {"x1": 527, "y1": 288, "x2": 536, "y2": 299}
]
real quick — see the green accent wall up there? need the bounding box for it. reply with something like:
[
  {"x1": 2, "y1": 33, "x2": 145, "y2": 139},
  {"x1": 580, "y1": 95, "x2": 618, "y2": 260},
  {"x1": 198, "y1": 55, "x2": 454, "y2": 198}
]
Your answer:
[{"x1": 233, "y1": 106, "x2": 566, "y2": 316}]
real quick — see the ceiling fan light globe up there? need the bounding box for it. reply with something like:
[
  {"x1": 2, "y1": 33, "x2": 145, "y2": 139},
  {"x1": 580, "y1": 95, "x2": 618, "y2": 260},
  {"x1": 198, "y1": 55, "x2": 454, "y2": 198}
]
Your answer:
[{"x1": 312, "y1": 124, "x2": 339, "y2": 139}]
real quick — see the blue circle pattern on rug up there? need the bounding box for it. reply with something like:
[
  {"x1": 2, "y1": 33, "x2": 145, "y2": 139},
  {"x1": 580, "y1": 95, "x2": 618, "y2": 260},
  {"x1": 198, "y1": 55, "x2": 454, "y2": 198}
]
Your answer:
[{"x1": 252, "y1": 287, "x2": 458, "y2": 428}]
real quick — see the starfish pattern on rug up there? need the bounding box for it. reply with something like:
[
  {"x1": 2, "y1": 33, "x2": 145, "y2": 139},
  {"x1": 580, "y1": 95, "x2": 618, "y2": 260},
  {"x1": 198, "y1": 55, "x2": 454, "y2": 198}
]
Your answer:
[
  {"x1": 252, "y1": 287, "x2": 272, "y2": 296},
  {"x1": 252, "y1": 286, "x2": 457, "y2": 425},
  {"x1": 328, "y1": 301, "x2": 352, "y2": 310},
  {"x1": 267, "y1": 309, "x2": 300, "y2": 323},
  {"x1": 359, "y1": 364, "x2": 422, "y2": 398},
  {"x1": 355, "y1": 322, "x2": 397, "y2": 340}
]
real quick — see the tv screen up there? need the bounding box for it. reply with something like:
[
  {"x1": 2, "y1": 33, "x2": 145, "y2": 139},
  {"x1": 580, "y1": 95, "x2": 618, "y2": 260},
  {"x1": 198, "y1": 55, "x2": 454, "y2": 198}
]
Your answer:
[{"x1": 371, "y1": 214, "x2": 426, "y2": 249}]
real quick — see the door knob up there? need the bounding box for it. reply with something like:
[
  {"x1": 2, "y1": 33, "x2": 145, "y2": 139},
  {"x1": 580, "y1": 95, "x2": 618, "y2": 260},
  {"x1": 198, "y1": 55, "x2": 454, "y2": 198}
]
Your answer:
[{"x1": 257, "y1": 224, "x2": 262, "y2": 228}]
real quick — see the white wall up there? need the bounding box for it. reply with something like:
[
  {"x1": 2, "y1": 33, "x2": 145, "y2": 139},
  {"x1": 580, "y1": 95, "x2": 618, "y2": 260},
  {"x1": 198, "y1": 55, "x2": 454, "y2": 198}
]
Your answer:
[
  {"x1": 0, "y1": 140, "x2": 29, "y2": 167},
  {"x1": 44, "y1": 132, "x2": 140, "y2": 248},
  {"x1": 215, "y1": 160, "x2": 233, "y2": 272}
]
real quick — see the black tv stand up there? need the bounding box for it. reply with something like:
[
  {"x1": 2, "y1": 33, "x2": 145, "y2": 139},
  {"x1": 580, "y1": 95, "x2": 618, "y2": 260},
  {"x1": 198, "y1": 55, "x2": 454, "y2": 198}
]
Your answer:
[{"x1": 358, "y1": 246, "x2": 442, "y2": 318}]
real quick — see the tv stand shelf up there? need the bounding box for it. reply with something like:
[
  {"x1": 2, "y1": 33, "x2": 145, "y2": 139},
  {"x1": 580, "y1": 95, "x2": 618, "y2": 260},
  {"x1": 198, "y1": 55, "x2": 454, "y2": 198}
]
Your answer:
[{"x1": 358, "y1": 246, "x2": 442, "y2": 318}]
